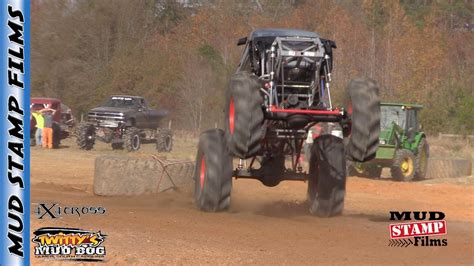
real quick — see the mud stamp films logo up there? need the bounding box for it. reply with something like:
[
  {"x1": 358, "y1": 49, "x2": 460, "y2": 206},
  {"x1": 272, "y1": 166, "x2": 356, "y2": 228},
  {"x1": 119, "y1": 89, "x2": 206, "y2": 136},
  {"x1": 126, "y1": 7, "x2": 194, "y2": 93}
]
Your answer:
[
  {"x1": 32, "y1": 227, "x2": 107, "y2": 262},
  {"x1": 388, "y1": 211, "x2": 447, "y2": 247}
]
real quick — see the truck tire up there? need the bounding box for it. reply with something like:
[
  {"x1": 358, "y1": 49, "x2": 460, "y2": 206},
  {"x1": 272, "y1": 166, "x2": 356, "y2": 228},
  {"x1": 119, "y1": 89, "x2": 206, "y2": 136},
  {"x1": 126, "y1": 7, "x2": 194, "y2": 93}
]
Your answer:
[
  {"x1": 156, "y1": 128, "x2": 173, "y2": 152},
  {"x1": 307, "y1": 135, "x2": 347, "y2": 217},
  {"x1": 111, "y1": 143, "x2": 123, "y2": 150},
  {"x1": 124, "y1": 127, "x2": 141, "y2": 152},
  {"x1": 343, "y1": 78, "x2": 380, "y2": 162},
  {"x1": 391, "y1": 149, "x2": 416, "y2": 181},
  {"x1": 194, "y1": 129, "x2": 233, "y2": 212},
  {"x1": 414, "y1": 138, "x2": 429, "y2": 179},
  {"x1": 52, "y1": 123, "x2": 61, "y2": 149},
  {"x1": 76, "y1": 123, "x2": 95, "y2": 150},
  {"x1": 224, "y1": 72, "x2": 264, "y2": 159}
]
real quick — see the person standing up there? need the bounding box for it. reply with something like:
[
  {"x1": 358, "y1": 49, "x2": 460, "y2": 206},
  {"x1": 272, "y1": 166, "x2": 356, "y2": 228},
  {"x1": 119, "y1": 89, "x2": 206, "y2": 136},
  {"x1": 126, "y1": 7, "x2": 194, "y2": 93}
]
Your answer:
[
  {"x1": 31, "y1": 110, "x2": 44, "y2": 147},
  {"x1": 41, "y1": 107, "x2": 57, "y2": 149}
]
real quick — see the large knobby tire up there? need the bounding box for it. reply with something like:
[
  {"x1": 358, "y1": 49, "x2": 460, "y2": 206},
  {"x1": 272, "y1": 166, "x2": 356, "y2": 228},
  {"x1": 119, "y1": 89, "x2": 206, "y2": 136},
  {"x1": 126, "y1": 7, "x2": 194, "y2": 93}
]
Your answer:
[
  {"x1": 307, "y1": 135, "x2": 347, "y2": 217},
  {"x1": 414, "y1": 138, "x2": 429, "y2": 179},
  {"x1": 76, "y1": 123, "x2": 95, "y2": 150},
  {"x1": 194, "y1": 129, "x2": 233, "y2": 212},
  {"x1": 124, "y1": 127, "x2": 141, "y2": 152},
  {"x1": 156, "y1": 128, "x2": 173, "y2": 152},
  {"x1": 52, "y1": 123, "x2": 61, "y2": 149},
  {"x1": 343, "y1": 78, "x2": 380, "y2": 162},
  {"x1": 224, "y1": 72, "x2": 264, "y2": 159},
  {"x1": 391, "y1": 149, "x2": 416, "y2": 181}
]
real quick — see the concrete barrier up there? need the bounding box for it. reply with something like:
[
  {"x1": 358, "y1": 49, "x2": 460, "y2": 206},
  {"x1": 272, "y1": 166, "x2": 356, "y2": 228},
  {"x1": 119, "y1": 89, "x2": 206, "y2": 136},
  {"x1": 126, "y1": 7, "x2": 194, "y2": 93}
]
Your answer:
[
  {"x1": 94, "y1": 155, "x2": 194, "y2": 196},
  {"x1": 426, "y1": 157, "x2": 472, "y2": 179}
]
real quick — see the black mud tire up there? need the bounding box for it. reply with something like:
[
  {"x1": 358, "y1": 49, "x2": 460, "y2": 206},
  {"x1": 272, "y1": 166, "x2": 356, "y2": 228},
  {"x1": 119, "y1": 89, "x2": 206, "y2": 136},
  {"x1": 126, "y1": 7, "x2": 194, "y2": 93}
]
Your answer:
[
  {"x1": 307, "y1": 135, "x2": 347, "y2": 217},
  {"x1": 52, "y1": 123, "x2": 61, "y2": 149},
  {"x1": 414, "y1": 138, "x2": 429, "y2": 180},
  {"x1": 343, "y1": 78, "x2": 380, "y2": 162},
  {"x1": 76, "y1": 123, "x2": 95, "y2": 150},
  {"x1": 224, "y1": 72, "x2": 264, "y2": 159},
  {"x1": 156, "y1": 128, "x2": 173, "y2": 152},
  {"x1": 124, "y1": 127, "x2": 141, "y2": 152},
  {"x1": 111, "y1": 142, "x2": 123, "y2": 150},
  {"x1": 391, "y1": 149, "x2": 416, "y2": 181},
  {"x1": 194, "y1": 129, "x2": 233, "y2": 212}
]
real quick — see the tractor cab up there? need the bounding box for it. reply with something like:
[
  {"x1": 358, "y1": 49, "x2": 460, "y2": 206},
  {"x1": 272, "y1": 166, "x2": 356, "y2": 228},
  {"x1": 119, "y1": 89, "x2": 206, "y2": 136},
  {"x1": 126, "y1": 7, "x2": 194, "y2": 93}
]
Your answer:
[{"x1": 379, "y1": 103, "x2": 423, "y2": 147}]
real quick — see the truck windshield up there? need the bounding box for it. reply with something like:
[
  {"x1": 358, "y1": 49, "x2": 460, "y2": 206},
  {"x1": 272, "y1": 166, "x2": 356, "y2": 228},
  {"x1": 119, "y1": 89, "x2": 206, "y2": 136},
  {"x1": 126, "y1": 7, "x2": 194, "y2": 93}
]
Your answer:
[
  {"x1": 102, "y1": 97, "x2": 139, "y2": 108},
  {"x1": 381, "y1": 106, "x2": 406, "y2": 130}
]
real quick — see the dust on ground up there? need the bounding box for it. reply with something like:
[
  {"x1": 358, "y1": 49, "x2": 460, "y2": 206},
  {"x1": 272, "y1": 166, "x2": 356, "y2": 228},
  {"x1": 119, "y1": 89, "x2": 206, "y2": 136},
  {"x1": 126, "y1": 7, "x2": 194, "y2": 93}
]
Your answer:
[{"x1": 30, "y1": 136, "x2": 474, "y2": 265}]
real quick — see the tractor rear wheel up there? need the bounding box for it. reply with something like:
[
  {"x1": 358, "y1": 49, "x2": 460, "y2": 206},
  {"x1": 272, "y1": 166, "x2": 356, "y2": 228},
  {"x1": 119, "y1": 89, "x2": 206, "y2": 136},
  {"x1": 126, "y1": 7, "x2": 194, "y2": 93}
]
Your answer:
[
  {"x1": 343, "y1": 78, "x2": 380, "y2": 162},
  {"x1": 194, "y1": 129, "x2": 233, "y2": 212},
  {"x1": 76, "y1": 123, "x2": 95, "y2": 150},
  {"x1": 224, "y1": 72, "x2": 264, "y2": 159},
  {"x1": 307, "y1": 135, "x2": 347, "y2": 217},
  {"x1": 391, "y1": 149, "x2": 416, "y2": 181},
  {"x1": 414, "y1": 138, "x2": 429, "y2": 179}
]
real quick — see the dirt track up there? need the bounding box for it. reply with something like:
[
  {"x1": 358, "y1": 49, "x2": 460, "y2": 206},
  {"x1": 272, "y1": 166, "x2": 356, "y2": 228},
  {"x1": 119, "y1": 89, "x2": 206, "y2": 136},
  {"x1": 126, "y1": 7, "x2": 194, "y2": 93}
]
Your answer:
[{"x1": 31, "y1": 138, "x2": 474, "y2": 265}]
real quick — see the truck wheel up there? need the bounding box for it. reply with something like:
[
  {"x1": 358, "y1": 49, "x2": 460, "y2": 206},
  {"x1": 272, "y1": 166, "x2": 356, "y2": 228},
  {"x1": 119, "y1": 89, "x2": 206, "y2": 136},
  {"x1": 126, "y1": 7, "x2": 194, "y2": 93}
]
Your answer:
[
  {"x1": 391, "y1": 149, "x2": 416, "y2": 181},
  {"x1": 52, "y1": 123, "x2": 61, "y2": 149},
  {"x1": 111, "y1": 143, "x2": 123, "y2": 150},
  {"x1": 307, "y1": 135, "x2": 346, "y2": 217},
  {"x1": 194, "y1": 129, "x2": 233, "y2": 212},
  {"x1": 76, "y1": 123, "x2": 95, "y2": 150},
  {"x1": 414, "y1": 138, "x2": 429, "y2": 179},
  {"x1": 224, "y1": 72, "x2": 264, "y2": 159},
  {"x1": 156, "y1": 128, "x2": 173, "y2": 152},
  {"x1": 343, "y1": 78, "x2": 380, "y2": 162},
  {"x1": 124, "y1": 127, "x2": 141, "y2": 152}
]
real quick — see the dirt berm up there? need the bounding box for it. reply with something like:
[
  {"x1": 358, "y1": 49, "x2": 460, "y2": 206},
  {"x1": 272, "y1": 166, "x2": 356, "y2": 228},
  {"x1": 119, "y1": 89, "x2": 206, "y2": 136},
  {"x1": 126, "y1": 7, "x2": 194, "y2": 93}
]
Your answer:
[
  {"x1": 94, "y1": 155, "x2": 194, "y2": 196},
  {"x1": 426, "y1": 157, "x2": 472, "y2": 179}
]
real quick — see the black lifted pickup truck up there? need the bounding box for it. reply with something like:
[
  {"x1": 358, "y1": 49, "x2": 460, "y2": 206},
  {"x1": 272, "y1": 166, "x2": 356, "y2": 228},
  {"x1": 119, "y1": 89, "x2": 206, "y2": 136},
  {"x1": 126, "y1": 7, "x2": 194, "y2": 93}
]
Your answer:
[{"x1": 76, "y1": 95, "x2": 172, "y2": 152}]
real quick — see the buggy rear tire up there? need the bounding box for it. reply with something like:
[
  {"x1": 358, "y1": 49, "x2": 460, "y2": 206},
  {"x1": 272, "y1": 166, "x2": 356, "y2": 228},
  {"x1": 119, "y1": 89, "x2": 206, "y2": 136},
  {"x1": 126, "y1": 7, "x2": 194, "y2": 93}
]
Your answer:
[
  {"x1": 307, "y1": 135, "x2": 347, "y2": 217},
  {"x1": 224, "y1": 72, "x2": 264, "y2": 159},
  {"x1": 414, "y1": 138, "x2": 429, "y2": 179},
  {"x1": 391, "y1": 149, "x2": 416, "y2": 181},
  {"x1": 343, "y1": 78, "x2": 380, "y2": 162},
  {"x1": 124, "y1": 127, "x2": 141, "y2": 152},
  {"x1": 76, "y1": 123, "x2": 95, "y2": 150},
  {"x1": 194, "y1": 129, "x2": 233, "y2": 212},
  {"x1": 156, "y1": 128, "x2": 173, "y2": 152}
]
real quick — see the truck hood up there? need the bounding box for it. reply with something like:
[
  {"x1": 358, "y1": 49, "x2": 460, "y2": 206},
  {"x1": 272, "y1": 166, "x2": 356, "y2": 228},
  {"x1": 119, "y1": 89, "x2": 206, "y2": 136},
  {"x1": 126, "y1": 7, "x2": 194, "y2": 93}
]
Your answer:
[{"x1": 89, "y1": 107, "x2": 136, "y2": 114}]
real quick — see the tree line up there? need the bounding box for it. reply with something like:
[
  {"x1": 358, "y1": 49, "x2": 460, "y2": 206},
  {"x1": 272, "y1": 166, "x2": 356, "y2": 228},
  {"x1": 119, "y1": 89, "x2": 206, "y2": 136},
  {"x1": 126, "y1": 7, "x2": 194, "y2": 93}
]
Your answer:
[{"x1": 31, "y1": 0, "x2": 473, "y2": 134}]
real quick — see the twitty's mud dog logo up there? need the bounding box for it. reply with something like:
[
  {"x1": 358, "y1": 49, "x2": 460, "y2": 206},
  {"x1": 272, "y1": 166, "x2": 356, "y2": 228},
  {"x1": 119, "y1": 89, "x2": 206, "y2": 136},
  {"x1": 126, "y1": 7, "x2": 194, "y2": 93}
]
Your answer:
[
  {"x1": 32, "y1": 227, "x2": 106, "y2": 262},
  {"x1": 388, "y1": 211, "x2": 447, "y2": 247}
]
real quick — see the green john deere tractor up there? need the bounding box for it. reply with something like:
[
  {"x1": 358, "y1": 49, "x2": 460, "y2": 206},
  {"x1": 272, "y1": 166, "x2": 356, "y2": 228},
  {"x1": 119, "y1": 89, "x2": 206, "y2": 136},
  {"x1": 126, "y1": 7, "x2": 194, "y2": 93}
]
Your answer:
[{"x1": 348, "y1": 103, "x2": 429, "y2": 181}]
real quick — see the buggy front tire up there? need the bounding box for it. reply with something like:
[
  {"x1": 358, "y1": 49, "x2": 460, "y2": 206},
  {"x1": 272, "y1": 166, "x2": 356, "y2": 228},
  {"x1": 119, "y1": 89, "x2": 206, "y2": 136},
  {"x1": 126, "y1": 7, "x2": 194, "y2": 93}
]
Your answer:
[
  {"x1": 194, "y1": 129, "x2": 233, "y2": 212},
  {"x1": 307, "y1": 135, "x2": 347, "y2": 217},
  {"x1": 224, "y1": 72, "x2": 264, "y2": 159},
  {"x1": 343, "y1": 78, "x2": 380, "y2": 162},
  {"x1": 156, "y1": 128, "x2": 173, "y2": 152}
]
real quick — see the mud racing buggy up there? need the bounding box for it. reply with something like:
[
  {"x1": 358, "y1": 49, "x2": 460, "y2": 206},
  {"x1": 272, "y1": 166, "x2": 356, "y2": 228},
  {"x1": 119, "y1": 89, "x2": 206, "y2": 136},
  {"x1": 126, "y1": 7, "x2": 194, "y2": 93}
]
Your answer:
[
  {"x1": 348, "y1": 103, "x2": 429, "y2": 181},
  {"x1": 194, "y1": 29, "x2": 380, "y2": 217},
  {"x1": 76, "y1": 95, "x2": 172, "y2": 152},
  {"x1": 30, "y1": 97, "x2": 76, "y2": 148}
]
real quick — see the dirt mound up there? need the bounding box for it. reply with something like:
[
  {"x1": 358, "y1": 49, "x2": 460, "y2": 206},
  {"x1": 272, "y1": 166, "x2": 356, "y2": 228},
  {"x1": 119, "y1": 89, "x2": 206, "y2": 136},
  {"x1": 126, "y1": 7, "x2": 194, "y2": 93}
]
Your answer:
[{"x1": 94, "y1": 155, "x2": 194, "y2": 196}]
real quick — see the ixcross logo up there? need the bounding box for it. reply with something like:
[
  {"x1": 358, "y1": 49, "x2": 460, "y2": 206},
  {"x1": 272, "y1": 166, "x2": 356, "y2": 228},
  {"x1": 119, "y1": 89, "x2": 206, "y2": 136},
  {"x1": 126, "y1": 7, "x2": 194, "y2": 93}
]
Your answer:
[
  {"x1": 34, "y1": 203, "x2": 106, "y2": 219},
  {"x1": 388, "y1": 211, "x2": 448, "y2": 247},
  {"x1": 32, "y1": 227, "x2": 107, "y2": 262}
]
